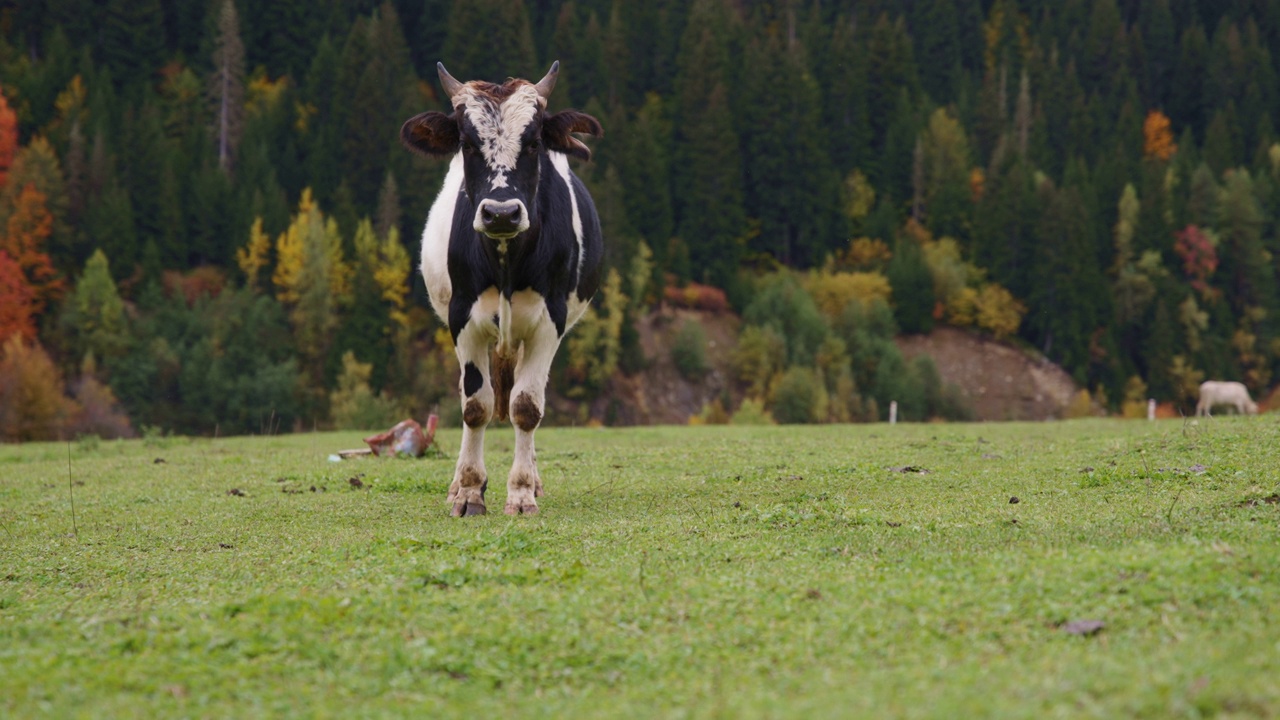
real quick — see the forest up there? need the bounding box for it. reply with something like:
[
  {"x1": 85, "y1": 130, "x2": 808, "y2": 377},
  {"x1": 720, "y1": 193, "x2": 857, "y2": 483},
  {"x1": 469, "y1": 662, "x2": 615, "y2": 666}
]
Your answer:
[{"x1": 0, "y1": 0, "x2": 1278, "y2": 439}]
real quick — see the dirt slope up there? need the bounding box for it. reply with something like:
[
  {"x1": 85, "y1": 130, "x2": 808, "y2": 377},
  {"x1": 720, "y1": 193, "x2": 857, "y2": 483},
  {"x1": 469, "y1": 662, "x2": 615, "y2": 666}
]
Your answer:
[
  {"x1": 558, "y1": 310, "x2": 1079, "y2": 425},
  {"x1": 896, "y1": 327, "x2": 1079, "y2": 421}
]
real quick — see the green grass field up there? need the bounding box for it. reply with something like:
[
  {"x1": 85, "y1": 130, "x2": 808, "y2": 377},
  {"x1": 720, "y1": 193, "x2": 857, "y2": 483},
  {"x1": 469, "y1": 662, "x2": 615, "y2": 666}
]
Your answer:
[{"x1": 2, "y1": 418, "x2": 1278, "y2": 718}]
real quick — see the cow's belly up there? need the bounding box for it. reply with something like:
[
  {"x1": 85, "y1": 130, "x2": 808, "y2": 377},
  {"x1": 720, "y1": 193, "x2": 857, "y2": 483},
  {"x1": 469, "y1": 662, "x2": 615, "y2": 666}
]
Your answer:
[{"x1": 420, "y1": 154, "x2": 464, "y2": 322}]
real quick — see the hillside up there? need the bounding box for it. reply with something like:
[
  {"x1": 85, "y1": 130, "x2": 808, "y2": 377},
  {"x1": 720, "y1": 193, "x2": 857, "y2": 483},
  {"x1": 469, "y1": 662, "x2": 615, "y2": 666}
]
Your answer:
[
  {"x1": 559, "y1": 307, "x2": 1080, "y2": 425},
  {"x1": 897, "y1": 327, "x2": 1079, "y2": 421}
]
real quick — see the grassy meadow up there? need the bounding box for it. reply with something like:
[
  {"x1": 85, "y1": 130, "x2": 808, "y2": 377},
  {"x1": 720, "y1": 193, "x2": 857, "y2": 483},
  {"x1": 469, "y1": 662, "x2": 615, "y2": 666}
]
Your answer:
[{"x1": 1, "y1": 418, "x2": 1278, "y2": 718}]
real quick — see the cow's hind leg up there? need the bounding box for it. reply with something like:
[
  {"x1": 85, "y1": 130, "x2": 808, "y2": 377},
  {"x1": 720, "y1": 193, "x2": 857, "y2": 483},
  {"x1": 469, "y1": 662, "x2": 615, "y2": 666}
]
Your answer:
[
  {"x1": 505, "y1": 320, "x2": 560, "y2": 515},
  {"x1": 449, "y1": 322, "x2": 494, "y2": 517}
]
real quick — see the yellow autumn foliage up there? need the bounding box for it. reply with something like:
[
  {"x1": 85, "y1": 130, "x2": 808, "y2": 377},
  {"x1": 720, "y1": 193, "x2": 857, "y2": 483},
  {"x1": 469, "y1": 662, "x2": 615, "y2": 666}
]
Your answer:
[{"x1": 803, "y1": 269, "x2": 892, "y2": 318}]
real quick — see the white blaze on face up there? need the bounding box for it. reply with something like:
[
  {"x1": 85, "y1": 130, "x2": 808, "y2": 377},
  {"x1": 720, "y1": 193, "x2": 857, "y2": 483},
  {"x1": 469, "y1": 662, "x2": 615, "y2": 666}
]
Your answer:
[{"x1": 453, "y1": 84, "x2": 544, "y2": 191}]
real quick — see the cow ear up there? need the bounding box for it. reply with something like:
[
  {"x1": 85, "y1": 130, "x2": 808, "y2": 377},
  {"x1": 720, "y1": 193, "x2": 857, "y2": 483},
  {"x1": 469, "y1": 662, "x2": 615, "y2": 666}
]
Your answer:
[
  {"x1": 542, "y1": 110, "x2": 603, "y2": 161},
  {"x1": 401, "y1": 111, "x2": 459, "y2": 156}
]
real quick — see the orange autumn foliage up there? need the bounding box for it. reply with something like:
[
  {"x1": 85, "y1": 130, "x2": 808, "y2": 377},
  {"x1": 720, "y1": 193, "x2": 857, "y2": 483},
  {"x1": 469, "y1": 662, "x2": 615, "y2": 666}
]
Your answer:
[
  {"x1": 0, "y1": 89, "x2": 16, "y2": 187},
  {"x1": 1, "y1": 183, "x2": 64, "y2": 315},
  {"x1": 0, "y1": 251, "x2": 35, "y2": 342},
  {"x1": 1143, "y1": 110, "x2": 1177, "y2": 161}
]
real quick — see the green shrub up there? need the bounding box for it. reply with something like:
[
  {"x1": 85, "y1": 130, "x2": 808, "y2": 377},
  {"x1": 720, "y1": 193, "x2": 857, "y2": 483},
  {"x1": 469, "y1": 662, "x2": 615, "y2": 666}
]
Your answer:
[
  {"x1": 671, "y1": 320, "x2": 710, "y2": 380},
  {"x1": 731, "y1": 397, "x2": 775, "y2": 425},
  {"x1": 742, "y1": 272, "x2": 829, "y2": 365},
  {"x1": 330, "y1": 352, "x2": 403, "y2": 430},
  {"x1": 771, "y1": 366, "x2": 821, "y2": 424},
  {"x1": 731, "y1": 324, "x2": 787, "y2": 397},
  {"x1": 886, "y1": 235, "x2": 936, "y2": 334},
  {"x1": 912, "y1": 354, "x2": 943, "y2": 418},
  {"x1": 939, "y1": 383, "x2": 975, "y2": 421}
]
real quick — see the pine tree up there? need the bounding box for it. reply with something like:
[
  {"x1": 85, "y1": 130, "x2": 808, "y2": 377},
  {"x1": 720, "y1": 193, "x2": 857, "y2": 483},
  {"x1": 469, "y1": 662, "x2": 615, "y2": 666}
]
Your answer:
[
  {"x1": 1139, "y1": 0, "x2": 1176, "y2": 108},
  {"x1": 1215, "y1": 169, "x2": 1275, "y2": 320},
  {"x1": 443, "y1": 0, "x2": 538, "y2": 81},
  {"x1": 973, "y1": 146, "x2": 1037, "y2": 299},
  {"x1": 886, "y1": 230, "x2": 936, "y2": 334},
  {"x1": 413, "y1": 0, "x2": 452, "y2": 77},
  {"x1": 122, "y1": 103, "x2": 181, "y2": 268},
  {"x1": 919, "y1": 108, "x2": 974, "y2": 242},
  {"x1": 100, "y1": 0, "x2": 166, "y2": 90},
  {"x1": 343, "y1": 5, "x2": 417, "y2": 211},
  {"x1": 1170, "y1": 23, "x2": 1209, "y2": 138},
  {"x1": 865, "y1": 14, "x2": 921, "y2": 159},
  {"x1": 822, "y1": 15, "x2": 871, "y2": 176},
  {"x1": 738, "y1": 23, "x2": 842, "y2": 267},
  {"x1": 912, "y1": 0, "x2": 962, "y2": 103},
  {"x1": 620, "y1": 94, "x2": 674, "y2": 254},
  {"x1": 672, "y1": 0, "x2": 746, "y2": 288},
  {"x1": 208, "y1": 0, "x2": 246, "y2": 175},
  {"x1": 301, "y1": 36, "x2": 344, "y2": 207},
  {"x1": 60, "y1": 249, "x2": 128, "y2": 365},
  {"x1": 1027, "y1": 177, "x2": 1108, "y2": 375}
]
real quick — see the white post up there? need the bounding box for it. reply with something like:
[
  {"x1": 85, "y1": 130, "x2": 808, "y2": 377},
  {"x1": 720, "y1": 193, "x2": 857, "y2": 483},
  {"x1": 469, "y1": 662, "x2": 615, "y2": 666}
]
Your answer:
[
  {"x1": 1147, "y1": 398, "x2": 1156, "y2": 421},
  {"x1": 889, "y1": 400, "x2": 898, "y2": 425}
]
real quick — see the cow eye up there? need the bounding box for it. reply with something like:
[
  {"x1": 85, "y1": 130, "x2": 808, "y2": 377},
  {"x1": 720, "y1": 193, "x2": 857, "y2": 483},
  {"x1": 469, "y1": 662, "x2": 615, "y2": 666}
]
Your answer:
[{"x1": 525, "y1": 139, "x2": 542, "y2": 154}]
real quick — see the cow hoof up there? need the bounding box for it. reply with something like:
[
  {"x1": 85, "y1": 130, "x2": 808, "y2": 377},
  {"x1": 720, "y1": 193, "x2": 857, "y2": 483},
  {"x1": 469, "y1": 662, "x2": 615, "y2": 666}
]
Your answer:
[
  {"x1": 451, "y1": 501, "x2": 487, "y2": 517},
  {"x1": 504, "y1": 503, "x2": 539, "y2": 516}
]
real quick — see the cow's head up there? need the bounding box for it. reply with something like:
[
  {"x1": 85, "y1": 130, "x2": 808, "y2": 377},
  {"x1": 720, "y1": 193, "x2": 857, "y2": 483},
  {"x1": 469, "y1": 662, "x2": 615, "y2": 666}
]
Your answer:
[{"x1": 400, "y1": 62, "x2": 603, "y2": 240}]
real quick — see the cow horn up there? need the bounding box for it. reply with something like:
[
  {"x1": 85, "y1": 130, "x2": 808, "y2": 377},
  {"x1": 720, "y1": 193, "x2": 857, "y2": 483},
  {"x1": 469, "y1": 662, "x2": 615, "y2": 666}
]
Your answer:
[
  {"x1": 437, "y1": 62, "x2": 464, "y2": 99},
  {"x1": 534, "y1": 61, "x2": 560, "y2": 99}
]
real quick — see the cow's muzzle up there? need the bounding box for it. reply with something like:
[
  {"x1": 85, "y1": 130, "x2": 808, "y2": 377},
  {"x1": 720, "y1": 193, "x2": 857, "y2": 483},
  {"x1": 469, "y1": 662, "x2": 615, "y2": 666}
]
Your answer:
[{"x1": 475, "y1": 199, "x2": 528, "y2": 239}]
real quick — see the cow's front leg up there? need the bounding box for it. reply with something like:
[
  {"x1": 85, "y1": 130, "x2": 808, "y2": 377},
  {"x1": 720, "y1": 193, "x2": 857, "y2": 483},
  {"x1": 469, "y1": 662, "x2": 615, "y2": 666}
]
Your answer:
[
  {"x1": 449, "y1": 321, "x2": 494, "y2": 517},
  {"x1": 505, "y1": 319, "x2": 560, "y2": 515}
]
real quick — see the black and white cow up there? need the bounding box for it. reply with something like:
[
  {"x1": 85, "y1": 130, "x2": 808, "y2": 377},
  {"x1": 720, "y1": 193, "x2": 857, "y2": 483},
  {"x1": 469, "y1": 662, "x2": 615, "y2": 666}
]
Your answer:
[{"x1": 399, "y1": 62, "x2": 603, "y2": 517}]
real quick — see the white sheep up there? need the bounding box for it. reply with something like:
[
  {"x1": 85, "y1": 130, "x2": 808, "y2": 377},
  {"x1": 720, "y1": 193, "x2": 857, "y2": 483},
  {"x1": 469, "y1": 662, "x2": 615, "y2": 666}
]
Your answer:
[{"x1": 1196, "y1": 381, "x2": 1258, "y2": 416}]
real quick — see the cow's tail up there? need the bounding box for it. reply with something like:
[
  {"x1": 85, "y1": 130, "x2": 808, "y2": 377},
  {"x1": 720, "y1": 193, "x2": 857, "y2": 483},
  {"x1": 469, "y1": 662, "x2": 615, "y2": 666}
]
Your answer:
[{"x1": 492, "y1": 350, "x2": 514, "y2": 422}]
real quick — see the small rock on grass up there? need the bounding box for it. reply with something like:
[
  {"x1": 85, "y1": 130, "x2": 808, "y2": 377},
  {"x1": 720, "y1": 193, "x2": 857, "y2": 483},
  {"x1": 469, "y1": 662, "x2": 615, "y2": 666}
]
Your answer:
[{"x1": 1061, "y1": 619, "x2": 1105, "y2": 636}]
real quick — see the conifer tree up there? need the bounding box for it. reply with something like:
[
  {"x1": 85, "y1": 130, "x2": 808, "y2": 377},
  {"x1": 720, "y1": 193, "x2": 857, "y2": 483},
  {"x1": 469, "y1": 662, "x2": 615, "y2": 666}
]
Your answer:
[
  {"x1": 822, "y1": 15, "x2": 871, "y2": 176},
  {"x1": 1170, "y1": 23, "x2": 1209, "y2": 137},
  {"x1": 912, "y1": 0, "x2": 962, "y2": 103},
  {"x1": 208, "y1": 0, "x2": 246, "y2": 175},
  {"x1": 672, "y1": 0, "x2": 746, "y2": 288},
  {"x1": 738, "y1": 24, "x2": 841, "y2": 266},
  {"x1": 1215, "y1": 169, "x2": 1276, "y2": 320},
  {"x1": 619, "y1": 94, "x2": 674, "y2": 255},
  {"x1": 886, "y1": 230, "x2": 936, "y2": 335},
  {"x1": 1139, "y1": 0, "x2": 1176, "y2": 108},
  {"x1": 1027, "y1": 177, "x2": 1108, "y2": 374},
  {"x1": 60, "y1": 249, "x2": 128, "y2": 365},
  {"x1": 100, "y1": 0, "x2": 166, "y2": 90},
  {"x1": 919, "y1": 108, "x2": 974, "y2": 242},
  {"x1": 344, "y1": 5, "x2": 417, "y2": 211},
  {"x1": 443, "y1": 0, "x2": 537, "y2": 81}
]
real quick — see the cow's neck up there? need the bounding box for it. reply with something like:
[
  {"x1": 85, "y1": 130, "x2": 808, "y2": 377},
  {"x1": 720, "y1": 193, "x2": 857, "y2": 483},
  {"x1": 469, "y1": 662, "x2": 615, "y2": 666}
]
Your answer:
[{"x1": 485, "y1": 228, "x2": 536, "y2": 296}]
